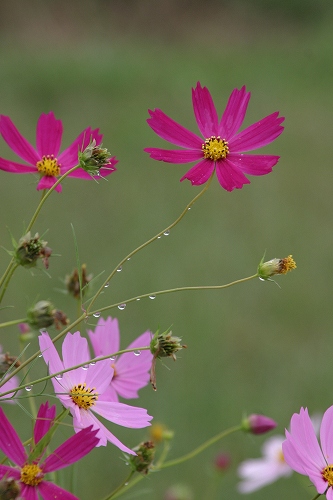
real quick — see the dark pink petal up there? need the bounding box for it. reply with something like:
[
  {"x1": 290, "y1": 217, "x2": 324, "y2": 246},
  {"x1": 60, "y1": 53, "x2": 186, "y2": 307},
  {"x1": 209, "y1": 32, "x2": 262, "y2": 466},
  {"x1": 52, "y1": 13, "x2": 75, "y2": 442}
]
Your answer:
[
  {"x1": 180, "y1": 158, "x2": 214, "y2": 185},
  {"x1": 0, "y1": 115, "x2": 39, "y2": 165},
  {"x1": 320, "y1": 405, "x2": 333, "y2": 465},
  {"x1": 20, "y1": 485, "x2": 39, "y2": 500},
  {"x1": 145, "y1": 147, "x2": 202, "y2": 163},
  {"x1": 65, "y1": 157, "x2": 118, "y2": 179},
  {"x1": 34, "y1": 402, "x2": 56, "y2": 445},
  {"x1": 215, "y1": 159, "x2": 251, "y2": 191},
  {"x1": 0, "y1": 464, "x2": 20, "y2": 480},
  {"x1": 147, "y1": 109, "x2": 203, "y2": 149},
  {"x1": 58, "y1": 128, "x2": 103, "y2": 169},
  {"x1": 0, "y1": 407, "x2": 26, "y2": 466},
  {"x1": 192, "y1": 82, "x2": 218, "y2": 137},
  {"x1": 88, "y1": 316, "x2": 120, "y2": 357},
  {"x1": 38, "y1": 481, "x2": 79, "y2": 500},
  {"x1": 43, "y1": 426, "x2": 99, "y2": 473},
  {"x1": 94, "y1": 400, "x2": 152, "y2": 428},
  {"x1": 36, "y1": 112, "x2": 63, "y2": 157},
  {"x1": 228, "y1": 112, "x2": 284, "y2": 152},
  {"x1": 37, "y1": 175, "x2": 62, "y2": 192},
  {"x1": 0, "y1": 157, "x2": 36, "y2": 173},
  {"x1": 219, "y1": 86, "x2": 250, "y2": 139},
  {"x1": 227, "y1": 153, "x2": 280, "y2": 175}
]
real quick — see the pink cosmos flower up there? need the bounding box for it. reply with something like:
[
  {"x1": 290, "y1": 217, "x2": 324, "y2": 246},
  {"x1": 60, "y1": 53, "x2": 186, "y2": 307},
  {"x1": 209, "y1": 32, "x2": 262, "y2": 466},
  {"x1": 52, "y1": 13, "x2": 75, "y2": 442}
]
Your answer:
[
  {"x1": 0, "y1": 401, "x2": 99, "y2": 500},
  {"x1": 87, "y1": 316, "x2": 153, "y2": 402},
  {"x1": 145, "y1": 82, "x2": 284, "y2": 191},
  {"x1": 39, "y1": 331, "x2": 152, "y2": 454},
  {"x1": 238, "y1": 435, "x2": 292, "y2": 493},
  {"x1": 282, "y1": 406, "x2": 333, "y2": 499},
  {"x1": 0, "y1": 112, "x2": 118, "y2": 192}
]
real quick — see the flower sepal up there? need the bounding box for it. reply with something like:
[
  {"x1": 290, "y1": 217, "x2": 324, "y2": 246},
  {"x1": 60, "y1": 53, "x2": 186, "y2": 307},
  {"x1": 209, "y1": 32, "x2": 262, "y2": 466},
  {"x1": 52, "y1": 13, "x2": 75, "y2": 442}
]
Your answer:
[{"x1": 78, "y1": 139, "x2": 113, "y2": 177}]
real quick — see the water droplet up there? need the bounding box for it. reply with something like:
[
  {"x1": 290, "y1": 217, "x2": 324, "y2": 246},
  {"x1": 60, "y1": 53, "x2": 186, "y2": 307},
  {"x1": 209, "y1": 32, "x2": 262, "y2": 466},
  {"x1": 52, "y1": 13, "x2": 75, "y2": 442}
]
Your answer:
[
  {"x1": 109, "y1": 356, "x2": 115, "y2": 361},
  {"x1": 25, "y1": 385, "x2": 33, "y2": 392},
  {"x1": 157, "y1": 236, "x2": 162, "y2": 239},
  {"x1": 127, "y1": 257, "x2": 131, "y2": 261},
  {"x1": 93, "y1": 312, "x2": 101, "y2": 318},
  {"x1": 163, "y1": 230, "x2": 170, "y2": 236},
  {"x1": 39, "y1": 329, "x2": 48, "y2": 334},
  {"x1": 38, "y1": 354, "x2": 43, "y2": 358},
  {"x1": 82, "y1": 365, "x2": 89, "y2": 370},
  {"x1": 118, "y1": 304, "x2": 126, "y2": 310},
  {"x1": 134, "y1": 350, "x2": 141, "y2": 356},
  {"x1": 188, "y1": 207, "x2": 191, "y2": 210},
  {"x1": 90, "y1": 361, "x2": 96, "y2": 366},
  {"x1": 104, "y1": 282, "x2": 110, "y2": 288},
  {"x1": 259, "y1": 277, "x2": 265, "y2": 282},
  {"x1": 149, "y1": 295, "x2": 156, "y2": 300},
  {"x1": 117, "y1": 266, "x2": 122, "y2": 272},
  {"x1": 124, "y1": 482, "x2": 129, "y2": 486},
  {"x1": 136, "y1": 298, "x2": 141, "y2": 301},
  {"x1": 55, "y1": 374, "x2": 63, "y2": 380}
]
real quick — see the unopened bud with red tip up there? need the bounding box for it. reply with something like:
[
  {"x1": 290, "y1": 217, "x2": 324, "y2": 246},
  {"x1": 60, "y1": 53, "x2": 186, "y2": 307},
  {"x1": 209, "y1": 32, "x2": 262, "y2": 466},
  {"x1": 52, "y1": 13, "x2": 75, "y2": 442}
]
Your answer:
[
  {"x1": 78, "y1": 139, "x2": 114, "y2": 177},
  {"x1": 14, "y1": 232, "x2": 52, "y2": 270},
  {"x1": 65, "y1": 264, "x2": 92, "y2": 299},
  {"x1": 128, "y1": 441, "x2": 155, "y2": 475},
  {"x1": 242, "y1": 414, "x2": 277, "y2": 435},
  {"x1": 150, "y1": 328, "x2": 187, "y2": 390},
  {"x1": 27, "y1": 300, "x2": 69, "y2": 330},
  {"x1": 258, "y1": 254, "x2": 296, "y2": 281}
]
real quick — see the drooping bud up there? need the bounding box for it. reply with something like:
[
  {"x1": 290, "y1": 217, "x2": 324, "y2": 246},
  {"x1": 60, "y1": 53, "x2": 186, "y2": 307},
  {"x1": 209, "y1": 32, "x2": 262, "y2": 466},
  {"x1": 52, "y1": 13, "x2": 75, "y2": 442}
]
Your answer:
[
  {"x1": 150, "y1": 328, "x2": 187, "y2": 390},
  {"x1": 0, "y1": 477, "x2": 21, "y2": 499},
  {"x1": 241, "y1": 414, "x2": 277, "y2": 435},
  {"x1": 27, "y1": 301, "x2": 69, "y2": 330},
  {"x1": 14, "y1": 232, "x2": 52, "y2": 269},
  {"x1": 78, "y1": 139, "x2": 114, "y2": 177},
  {"x1": 128, "y1": 441, "x2": 155, "y2": 475},
  {"x1": 0, "y1": 352, "x2": 20, "y2": 377},
  {"x1": 258, "y1": 254, "x2": 296, "y2": 281},
  {"x1": 65, "y1": 264, "x2": 92, "y2": 299}
]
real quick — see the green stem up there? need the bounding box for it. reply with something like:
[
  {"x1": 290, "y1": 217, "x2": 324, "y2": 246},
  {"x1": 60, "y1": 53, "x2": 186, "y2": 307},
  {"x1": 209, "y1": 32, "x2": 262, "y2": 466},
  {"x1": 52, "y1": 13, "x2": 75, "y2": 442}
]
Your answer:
[
  {"x1": 86, "y1": 174, "x2": 214, "y2": 314},
  {"x1": 0, "y1": 318, "x2": 28, "y2": 329},
  {"x1": 310, "y1": 494, "x2": 322, "y2": 500},
  {"x1": 0, "y1": 263, "x2": 19, "y2": 304},
  {"x1": 102, "y1": 471, "x2": 135, "y2": 500},
  {"x1": 0, "y1": 257, "x2": 15, "y2": 289},
  {"x1": 19, "y1": 337, "x2": 37, "y2": 419}
]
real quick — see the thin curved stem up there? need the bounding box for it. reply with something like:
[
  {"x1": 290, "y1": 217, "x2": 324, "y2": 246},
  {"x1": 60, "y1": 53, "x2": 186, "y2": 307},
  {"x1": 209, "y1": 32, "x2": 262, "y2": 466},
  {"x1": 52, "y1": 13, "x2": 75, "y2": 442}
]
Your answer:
[
  {"x1": 0, "y1": 257, "x2": 15, "y2": 289},
  {"x1": 0, "y1": 318, "x2": 28, "y2": 329},
  {"x1": 102, "y1": 471, "x2": 135, "y2": 500},
  {"x1": 0, "y1": 263, "x2": 19, "y2": 304}
]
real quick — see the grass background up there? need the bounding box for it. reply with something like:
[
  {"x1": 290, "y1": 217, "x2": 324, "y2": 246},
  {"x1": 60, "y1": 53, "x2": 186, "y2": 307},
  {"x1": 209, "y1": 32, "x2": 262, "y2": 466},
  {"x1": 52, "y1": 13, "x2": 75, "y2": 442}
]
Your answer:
[{"x1": 0, "y1": 1, "x2": 333, "y2": 498}]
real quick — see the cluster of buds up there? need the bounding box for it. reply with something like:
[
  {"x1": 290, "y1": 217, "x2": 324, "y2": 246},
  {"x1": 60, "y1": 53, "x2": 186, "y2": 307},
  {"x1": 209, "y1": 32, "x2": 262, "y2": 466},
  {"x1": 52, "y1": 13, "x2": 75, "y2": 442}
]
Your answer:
[
  {"x1": 65, "y1": 264, "x2": 92, "y2": 299},
  {"x1": 128, "y1": 441, "x2": 155, "y2": 475},
  {"x1": 150, "y1": 328, "x2": 187, "y2": 391},
  {"x1": 258, "y1": 254, "x2": 296, "y2": 281},
  {"x1": 27, "y1": 300, "x2": 69, "y2": 330},
  {"x1": 78, "y1": 139, "x2": 113, "y2": 177},
  {"x1": 14, "y1": 232, "x2": 52, "y2": 269}
]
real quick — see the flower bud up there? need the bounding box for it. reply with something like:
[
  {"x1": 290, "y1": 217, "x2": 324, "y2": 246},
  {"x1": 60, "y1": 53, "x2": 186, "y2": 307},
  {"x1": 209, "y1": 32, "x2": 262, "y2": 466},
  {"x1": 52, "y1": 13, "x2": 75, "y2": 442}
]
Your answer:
[
  {"x1": 14, "y1": 232, "x2": 51, "y2": 269},
  {"x1": 78, "y1": 139, "x2": 113, "y2": 176},
  {"x1": 0, "y1": 352, "x2": 20, "y2": 377},
  {"x1": 27, "y1": 301, "x2": 69, "y2": 330},
  {"x1": 65, "y1": 264, "x2": 92, "y2": 299},
  {"x1": 258, "y1": 254, "x2": 296, "y2": 280},
  {"x1": 149, "y1": 423, "x2": 174, "y2": 444},
  {"x1": 0, "y1": 477, "x2": 21, "y2": 499},
  {"x1": 128, "y1": 441, "x2": 155, "y2": 475},
  {"x1": 214, "y1": 451, "x2": 231, "y2": 471},
  {"x1": 242, "y1": 414, "x2": 277, "y2": 435}
]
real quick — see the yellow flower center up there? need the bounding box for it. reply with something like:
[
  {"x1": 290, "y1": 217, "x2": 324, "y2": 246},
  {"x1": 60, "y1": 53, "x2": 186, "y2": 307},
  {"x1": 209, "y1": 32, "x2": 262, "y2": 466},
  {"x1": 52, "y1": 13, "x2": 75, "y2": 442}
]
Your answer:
[
  {"x1": 322, "y1": 465, "x2": 333, "y2": 486},
  {"x1": 202, "y1": 136, "x2": 229, "y2": 161},
  {"x1": 20, "y1": 463, "x2": 44, "y2": 486},
  {"x1": 70, "y1": 382, "x2": 98, "y2": 410},
  {"x1": 36, "y1": 155, "x2": 61, "y2": 177},
  {"x1": 111, "y1": 363, "x2": 117, "y2": 378},
  {"x1": 278, "y1": 255, "x2": 297, "y2": 274}
]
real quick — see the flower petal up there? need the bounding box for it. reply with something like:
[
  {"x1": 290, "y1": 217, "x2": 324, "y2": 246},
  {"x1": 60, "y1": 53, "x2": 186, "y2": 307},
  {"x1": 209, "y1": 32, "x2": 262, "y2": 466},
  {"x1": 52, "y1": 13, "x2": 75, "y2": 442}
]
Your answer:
[
  {"x1": 34, "y1": 402, "x2": 56, "y2": 445},
  {"x1": 38, "y1": 481, "x2": 79, "y2": 500},
  {"x1": 39, "y1": 332, "x2": 65, "y2": 375},
  {"x1": 0, "y1": 157, "x2": 36, "y2": 173},
  {"x1": 20, "y1": 484, "x2": 39, "y2": 500},
  {"x1": 58, "y1": 128, "x2": 103, "y2": 169},
  {"x1": 144, "y1": 147, "x2": 202, "y2": 163},
  {"x1": 85, "y1": 359, "x2": 114, "y2": 394},
  {"x1": 320, "y1": 405, "x2": 333, "y2": 463},
  {"x1": 0, "y1": 407, "x2": 26, "y2": 465},
  {"x1": 88, "y1": 316, "x2": 120, "y2": 357},
  {"x1": 94, "y1": 400, "x2": 152, "y2": 429},
  {"x1": 215, "y1": 158, "x2": 250, "y2": 191},
  {"x1": 147, "y1": 109, "x2": 203, "y2": 149},
  {"x1": 36, "y1": 112, "x2": 63, "y2": 157},
  {"x1": 0, "y1": 115, "x2": 39, "y2": 165},
  {"x1": 180, "y1": 159, "x2": 214, "y2": 185},
  {"x1": 219, "y1": 86, "x2": 250, "y2": 139},
  {"x1": 37, "y1": 175, "x2": 62, "y2": 192},
  {"x1": 227, "y1": 153, "x2": 280, "y2": 175},
  {"x1": 61, "y1": 332, "x2": 90, "y2": 382},
  {"x1": 228, "y1": 112, "x2": 284, "y2": 152},
  {"x1": 0, "y1": 465, "x2": 21, "y2": 481},
  {"x1": 192, "y1": 82, "x2": 218, "y2": 137}
]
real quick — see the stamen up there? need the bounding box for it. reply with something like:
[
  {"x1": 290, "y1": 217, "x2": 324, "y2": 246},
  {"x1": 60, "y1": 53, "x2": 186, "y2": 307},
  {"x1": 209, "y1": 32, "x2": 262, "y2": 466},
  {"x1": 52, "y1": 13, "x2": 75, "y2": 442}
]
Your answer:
[
  {"x1": 278, "y1": 255, "x2": 297, "y2": 274},
  {"x1": 322, "y1": 465, "x2": 333, "y2": 486},
  {"x1": 20, "y1": 463, "x2": 44, "y2": 486},
  {"x1": 70, "y1": 382, "x2": 98, "y2": 410},
  {"x1": 202, "y1": 136, "x2": 229, "y2": 161},
  {"x1": 36, "y1": 155, "x2": 61, "y2": 177}
]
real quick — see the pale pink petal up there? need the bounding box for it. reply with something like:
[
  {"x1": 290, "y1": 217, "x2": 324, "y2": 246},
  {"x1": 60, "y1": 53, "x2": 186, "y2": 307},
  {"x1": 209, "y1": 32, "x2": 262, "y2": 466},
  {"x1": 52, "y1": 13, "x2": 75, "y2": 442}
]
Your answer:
[
  {"x1": 36, "y1": 112, "x2": 63, "y2": 157},
  {"x1": 320, "y1": 405, "x2": 333, "y2": 463},
  {"x1": 94, "y1": 400, "x2": 152, "y2": 428},
  {"x1": 98, "y1": 385, "x2": 119, "y2": 402},
  {"x1": 0, "y1": 375, "x2": 20, "y2": 403},
  {"x1": 192, "y1": 82, "x2": 218, "y2": 137},
  {"x1": 20, "y1": 485, "x2": 39, "y2": 500},
  {"x1": 215, "y1": 159, "x2": 251, "y2": 191},
  {"x1": 144, "y1": 147, "x2": 202, "y2": 163},
  {"x1": 0, "y1": 408, "x2": 26, "y2": 466},
  {"x1": 227, "y1": 153, "x2": 280, "y2": 175},
  {"x1": 88, "y1": 316, "x2": 120, "y2": 356},
  {"x1": 38, "y1": 481, "x2": 78, "y2": 500},
  {"x1": 0, "y1": 115, "x2": 39, "y2": 165},
  {"x1": 327, "y1": 488, "x2": 333, "y2": 500},
  {"x1": 58, "y1": 128, "x2": 103, "y2": 169},
  {"x1": 34, "y1": 402, "x2": 56, "y2": 444},
  {"x1": 0, "y1": 157, "x2": 36, "y2": 173},
  {"x1": 289, "y1": 408, "x2": 325, "y2": 469},
  {"x1": 39, "y1": 332, "x2": 64, "y2": 374},
  {"x1": 219, "y1": 86, "x2": 250, "y2": 139},
  {"x1": 228, "y1": 112, "x2": 284, "y2": 152},
  {"x1": 282, "y1": 436, "x2": 313, "y2": 475},
  {"x1": 85, "y1": 359, "x2": 114, "y2": 393},
  {"x1": 147, "y1": 109, "x2": 203, "y2": 149},
  {"x1": 62, "y1": 332, "x2": 90, "y2": 382},
  {"x1": 238, "y1": 459, "x2": 291, "y2": 493},
  {"x1": 180, "y1": 158, "x2": 214, "y2": 185},
  {"x1": 37, "y1": 175, "x2": 62, "y2": 192}
]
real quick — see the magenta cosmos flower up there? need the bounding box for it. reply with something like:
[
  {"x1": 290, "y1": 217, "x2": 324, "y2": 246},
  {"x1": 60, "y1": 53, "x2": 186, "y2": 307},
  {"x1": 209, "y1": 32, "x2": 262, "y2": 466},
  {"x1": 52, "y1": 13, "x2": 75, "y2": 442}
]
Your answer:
[
  {"x1": 39, "y1": 331, "x2": 152, "y2": 454},
  {"x1": 282, "y1": 406, "x2": 333, "y2": 499},
  {"x1": 0, "y1": 112, "x2": 117, "y2": 192},
  {"x1": 145, "y1": 82, "x2": 284, "y2": 191},
  {"x1": 0, "y1": 401, "x2": 99, "y2": 500},
  {"x1": 87, "y1": 316, "x2": 153, "y2": 402}
]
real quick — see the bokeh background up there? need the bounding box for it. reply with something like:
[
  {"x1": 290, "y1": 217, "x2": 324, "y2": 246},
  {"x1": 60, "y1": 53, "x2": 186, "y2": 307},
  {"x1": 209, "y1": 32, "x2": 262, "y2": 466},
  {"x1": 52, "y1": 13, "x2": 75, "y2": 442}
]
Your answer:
[{"x1": 1, "y1": 1, "x2": 333, "y2": 498}]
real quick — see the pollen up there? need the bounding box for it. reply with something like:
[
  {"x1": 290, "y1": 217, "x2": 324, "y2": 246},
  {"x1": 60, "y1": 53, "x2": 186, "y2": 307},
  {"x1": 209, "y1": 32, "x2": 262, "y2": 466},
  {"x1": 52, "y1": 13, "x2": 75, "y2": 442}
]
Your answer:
[
  {"x1": 322, "y1": 464, "x2": 333, "y2": 486},
  {"x1": 111, "y1": 363, "x2": 117, "y2": 378},
  {"x1": 202, "y1": 136, "x2": 229, "y2": 161},
  {"x1": 278, "y1": 255, "x2": 297, "y2": 274},
  {"x1": 36, "y1": 155, "x2": 61, "y2": 177},
  {"x1": 20, "y1": 463, "x2": 44, "y2": 486},
  {"x1": 70, "y1": 382, "x2": 98, "y2": 410}
]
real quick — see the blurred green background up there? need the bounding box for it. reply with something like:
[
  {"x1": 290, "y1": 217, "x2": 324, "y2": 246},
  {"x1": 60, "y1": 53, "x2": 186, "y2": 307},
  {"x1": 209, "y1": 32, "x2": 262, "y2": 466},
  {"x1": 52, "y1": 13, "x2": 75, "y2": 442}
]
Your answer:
[{"x1": 0, "y1": 0, "x2": 333, "y2": 498}]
